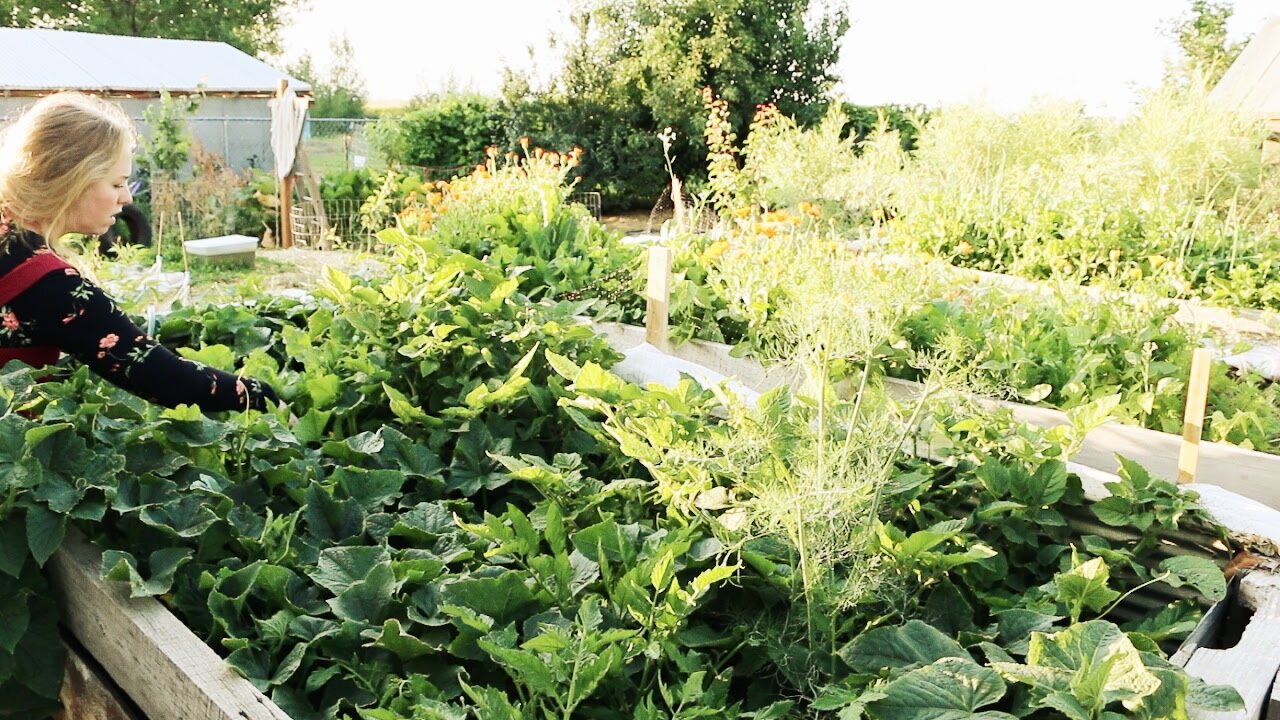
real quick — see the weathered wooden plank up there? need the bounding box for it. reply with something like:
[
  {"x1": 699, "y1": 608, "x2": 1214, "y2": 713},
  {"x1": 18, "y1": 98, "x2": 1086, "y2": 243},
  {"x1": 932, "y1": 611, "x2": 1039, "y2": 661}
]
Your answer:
[
  {"x1": 1170, "y1": 593, "x2": 1231, "y2": 668},
  {"x1": 1185, "y1": 590, "x2": 1280, "y2": 720},
  {"x1": 46, "y1": 528, "x2": 291, "y2": 720},
  {"x1": 54, "y1": 637, "x2": 140, "y2": 720}
]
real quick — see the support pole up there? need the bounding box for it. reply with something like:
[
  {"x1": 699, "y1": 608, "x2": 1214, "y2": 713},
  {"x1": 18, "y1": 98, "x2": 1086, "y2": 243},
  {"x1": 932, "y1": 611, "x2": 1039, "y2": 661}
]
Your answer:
[
  {"x1": 1178, "y1": 348, "x2": 1214, "y2": 484},
  {"x1": 276, "y1": 79, "x2": 294, "y2": 249},
  {"x1": 645, "y1": 246, "x2": 672, "y2": 351}
]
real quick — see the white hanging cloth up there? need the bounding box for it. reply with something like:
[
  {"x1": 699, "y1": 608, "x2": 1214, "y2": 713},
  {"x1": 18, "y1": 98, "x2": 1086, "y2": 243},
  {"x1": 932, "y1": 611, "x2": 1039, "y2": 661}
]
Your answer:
[{"x1": 269, "y1": 83, "x2": 309, "y2": 180}]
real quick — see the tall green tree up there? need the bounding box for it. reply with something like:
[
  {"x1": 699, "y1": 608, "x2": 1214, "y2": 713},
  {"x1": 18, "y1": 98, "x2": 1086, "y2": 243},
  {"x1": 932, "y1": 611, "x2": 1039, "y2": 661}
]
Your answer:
[
  {"x1": 1, "y1": 0, "x2": 302, "y2": 57},
  {"x1": 288, "y1": 34, "x2": 368, "y2": 118},
  {"x1": 595, "y1": 0, "x2": 847, "y2": 145},
  {"x1": 504, "y1": 0, "x2": 848, "y2": 208},
  {"x1": 1169, "y1": 0, "x2": 1248, "y2": 86}
]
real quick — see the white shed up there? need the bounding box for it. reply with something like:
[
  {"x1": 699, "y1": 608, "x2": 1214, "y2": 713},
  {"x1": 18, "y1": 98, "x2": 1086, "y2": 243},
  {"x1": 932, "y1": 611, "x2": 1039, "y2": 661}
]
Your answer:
[
  {"x1": 0, "y1": 27, "x2": 311, "y2": 171},
  {"x1": 1211, "y1": 17, "x2": 1280, "y2": 159}
]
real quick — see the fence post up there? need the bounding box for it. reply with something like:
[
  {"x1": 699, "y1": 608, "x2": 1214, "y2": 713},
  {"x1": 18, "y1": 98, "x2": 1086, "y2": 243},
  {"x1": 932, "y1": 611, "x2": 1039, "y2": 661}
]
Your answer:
[
  {"x1": 1177, "y1": 348, "x2": 1214, "y2": 484},
  {"x1": 645, "y1": 246, "x2": 672, "y2": 351},
  {"x1": 277, "y1": 79, "x2": 294, "y2": 249}
]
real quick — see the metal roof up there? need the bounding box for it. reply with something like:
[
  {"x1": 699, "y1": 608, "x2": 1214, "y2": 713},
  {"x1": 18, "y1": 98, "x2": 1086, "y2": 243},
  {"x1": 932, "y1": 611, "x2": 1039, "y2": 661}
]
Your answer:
[
  {"x1": 0, "y1": 28, "x2": 310, "y2": 95},
  {"x1": 1211, "y1": 17, "x2": 1280, "y2": 118}
]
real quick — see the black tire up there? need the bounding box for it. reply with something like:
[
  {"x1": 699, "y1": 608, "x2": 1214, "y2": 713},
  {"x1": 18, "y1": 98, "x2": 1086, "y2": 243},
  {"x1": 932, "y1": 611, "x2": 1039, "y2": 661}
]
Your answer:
[{"x1": 97, "y1": 203, "x2": 153, "y2": 255}]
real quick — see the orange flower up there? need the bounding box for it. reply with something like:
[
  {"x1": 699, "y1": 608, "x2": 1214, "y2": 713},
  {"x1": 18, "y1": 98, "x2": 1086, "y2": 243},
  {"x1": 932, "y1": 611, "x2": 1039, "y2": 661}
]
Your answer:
[{"x1": 519, "y1": 136, "x2": 530, "y2": 151}]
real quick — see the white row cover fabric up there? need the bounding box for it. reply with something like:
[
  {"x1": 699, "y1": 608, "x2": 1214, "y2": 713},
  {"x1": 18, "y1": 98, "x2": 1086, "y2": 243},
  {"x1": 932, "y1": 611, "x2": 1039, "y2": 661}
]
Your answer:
[
  {"x1": 269, "y1": 86, "x2": 308, "y2": 180},
  {"x1": 611, "y1": 342, "x2": 762, "y2": 407},
  {"x1": 1222, "y1": 344, "x2": 1280, "y2": 381}
]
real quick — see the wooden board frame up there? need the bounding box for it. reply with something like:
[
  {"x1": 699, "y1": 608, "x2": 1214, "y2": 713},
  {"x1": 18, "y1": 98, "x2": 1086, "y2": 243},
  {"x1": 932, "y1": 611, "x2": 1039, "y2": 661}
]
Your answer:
[{"x1": 47, "y1": 528, "x2": 291, "y2": 720}]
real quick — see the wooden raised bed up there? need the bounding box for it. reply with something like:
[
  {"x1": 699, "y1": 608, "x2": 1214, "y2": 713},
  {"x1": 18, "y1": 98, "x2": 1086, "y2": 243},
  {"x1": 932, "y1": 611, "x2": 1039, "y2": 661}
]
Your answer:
[
  {"x1": 599, "y1": 320, "x2": 1280, "y2": 719},
  {"x1": 42, "y1": 321, "x2": 1280, "y2": 719},
  {"x1": 47, "y1": 528, "x2": 290, "y2": 720}
]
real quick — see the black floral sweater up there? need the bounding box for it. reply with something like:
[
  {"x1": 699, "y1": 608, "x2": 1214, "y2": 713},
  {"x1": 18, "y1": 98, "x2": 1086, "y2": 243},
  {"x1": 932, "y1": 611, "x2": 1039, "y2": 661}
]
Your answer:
[{"x1": 0, "y1": 227, "x2": 278, "y2": 411}]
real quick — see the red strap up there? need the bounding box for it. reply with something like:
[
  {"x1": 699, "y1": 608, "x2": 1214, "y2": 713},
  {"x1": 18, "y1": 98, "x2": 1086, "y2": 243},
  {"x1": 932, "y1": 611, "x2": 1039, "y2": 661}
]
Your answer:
[
  {"x1": 0, "y1": 346, "x2": 59, "y2": 369},
  {"x1": 0, "y1": 252, "x2": 73, "y2": 370},
  {"x1": 0, "y1": 252, "x2": 73, "y2": 306}
]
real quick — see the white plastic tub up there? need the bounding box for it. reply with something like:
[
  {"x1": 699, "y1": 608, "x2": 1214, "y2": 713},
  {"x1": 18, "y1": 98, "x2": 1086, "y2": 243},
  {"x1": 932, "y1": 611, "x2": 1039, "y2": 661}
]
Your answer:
[{"x1": 183, "y1": 235, "x2": 258, "y2": 267}]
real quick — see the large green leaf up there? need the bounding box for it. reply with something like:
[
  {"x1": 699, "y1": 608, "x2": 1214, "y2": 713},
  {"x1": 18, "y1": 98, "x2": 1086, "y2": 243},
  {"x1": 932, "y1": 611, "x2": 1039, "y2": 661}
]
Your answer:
[
  {"x1": 302, "y1": 482, "x2": 365, "y2": 543},
  {"x1": 388, "y1": 502, "x2": 456, "y2": 544},
  {"x1": 896, "y1": 520, "x2": 965, "y2": 558},
  {"x1": 333, "y1": 467, "x2": 405, "y2": 512},
  {"x1": 139, "y1": 494, "x2": 220, "y2": 538},
  {"x1": 1054, "y1": 556, "x2": 1120, "y2": 622},
  {"x1": 994, "y1": 620, "x2": 1161, "y2": 716},
  {"x1": 0, "y1": 594, "x2": 29, "y2": 654},
  {"x1": 376, "y1": 427, "x2": 444, "y2": 479},
  {"x1": 329, "y1": 561, "x2": 396, "y2": 624},
  {"x1": 440, "y1": 572, "x2": 541, "y2": 626},
  {"x1": 311, "y1": 546, "x2": 392, "y2": 595},
  {"x1": 366, "y1": 618, "x2": 441, "y2": 661},
  {"x1": 838, "y1": 620, "x2": 968, "y2": 673},
  {"x1": 101, "y1": 547, "x2": 192, "y2": 597},
  {"x1": 994, "y1": 609, "x2": 1062, "y2": 656},
  {"x1": 1158, "y1": 556, "x2": 1226, "y2": 602},
  {"x1": 571, "y1": 520, "x2": 646, "y2": 565},
  {"x1": 871, "y1": 658, "x2": 1015, "y2": 720},
  {"x1": 24, "y1": 504, "x2": 65, "y2": 567},
  {"x1": 0, "y1": 517, "x2": 27, "y2": 578}
]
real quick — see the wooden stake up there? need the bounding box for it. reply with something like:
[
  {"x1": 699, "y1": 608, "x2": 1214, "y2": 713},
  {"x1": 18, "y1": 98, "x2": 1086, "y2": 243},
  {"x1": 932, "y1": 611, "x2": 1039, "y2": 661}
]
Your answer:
[
  {"x1": 276, "y1": 79, "x2": 295, "y2": 249},
  {"x1": 155, "y1": 212, "x2": 164, "y2": 258},
  {"x1": 1178, "y1": 348, "x2": 1214, "y2": 484},
  {"x1": 645, "y1": 246, "x2": 672, "y2": 351}
]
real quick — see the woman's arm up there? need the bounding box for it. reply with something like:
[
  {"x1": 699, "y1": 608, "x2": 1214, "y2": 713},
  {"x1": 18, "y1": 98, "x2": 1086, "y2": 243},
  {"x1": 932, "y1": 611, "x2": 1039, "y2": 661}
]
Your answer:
[{"x1": 10, "y1": 267, "x2": 279, "y2": 411}]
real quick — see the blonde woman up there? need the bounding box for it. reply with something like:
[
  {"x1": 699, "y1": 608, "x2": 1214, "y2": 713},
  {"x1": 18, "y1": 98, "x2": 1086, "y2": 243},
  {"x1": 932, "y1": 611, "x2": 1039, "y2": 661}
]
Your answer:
[{"x1": 0, "y1": 92, "x2": 278, "y2": 411}]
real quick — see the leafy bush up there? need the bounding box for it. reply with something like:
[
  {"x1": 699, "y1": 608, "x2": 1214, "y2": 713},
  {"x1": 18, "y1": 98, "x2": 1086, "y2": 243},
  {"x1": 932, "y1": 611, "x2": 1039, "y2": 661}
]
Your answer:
[
  {"x1": 369, "y1": 93, "x2": 505, "y2": 168},
  {"x1": 500, "y1": 91, "x2": 668, "y2": 211}
]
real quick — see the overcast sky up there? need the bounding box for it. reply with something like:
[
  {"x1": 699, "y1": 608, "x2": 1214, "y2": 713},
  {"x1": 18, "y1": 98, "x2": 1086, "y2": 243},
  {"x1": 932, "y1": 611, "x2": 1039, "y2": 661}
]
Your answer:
[{"x1": 278, "y1": 1, "x2": 1276, "y2": 115}]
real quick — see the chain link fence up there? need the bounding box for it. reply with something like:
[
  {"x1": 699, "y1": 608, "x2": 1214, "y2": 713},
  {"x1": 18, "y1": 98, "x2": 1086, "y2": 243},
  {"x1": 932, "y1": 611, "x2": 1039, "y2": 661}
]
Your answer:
[{"x1": 302, "y1": 118, "x2": 385, "y2": 175}]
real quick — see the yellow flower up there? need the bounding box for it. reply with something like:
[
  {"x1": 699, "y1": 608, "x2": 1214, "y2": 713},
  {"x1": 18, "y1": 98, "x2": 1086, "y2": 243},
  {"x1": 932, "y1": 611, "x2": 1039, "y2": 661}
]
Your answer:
[
  {"x1": 957, "y1": 240, "x2": 973, "y2": 255},
  {"x1": 699, "y1": 240, "x2": 730, "y2": 265}
]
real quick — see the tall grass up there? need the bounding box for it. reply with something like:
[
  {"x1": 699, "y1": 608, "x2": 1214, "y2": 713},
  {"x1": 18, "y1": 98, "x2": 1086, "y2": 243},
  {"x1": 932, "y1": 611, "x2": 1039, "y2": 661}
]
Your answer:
[{"x1": 741, "y1": 79, "x2": 1280, "y2": 310}]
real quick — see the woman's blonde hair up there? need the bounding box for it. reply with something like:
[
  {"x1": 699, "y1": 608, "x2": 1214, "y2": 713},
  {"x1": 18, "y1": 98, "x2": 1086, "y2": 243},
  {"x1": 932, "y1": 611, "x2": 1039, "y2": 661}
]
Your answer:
[{"x1": 0, "y1": 92, "x2": 136, "y2": 238}]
